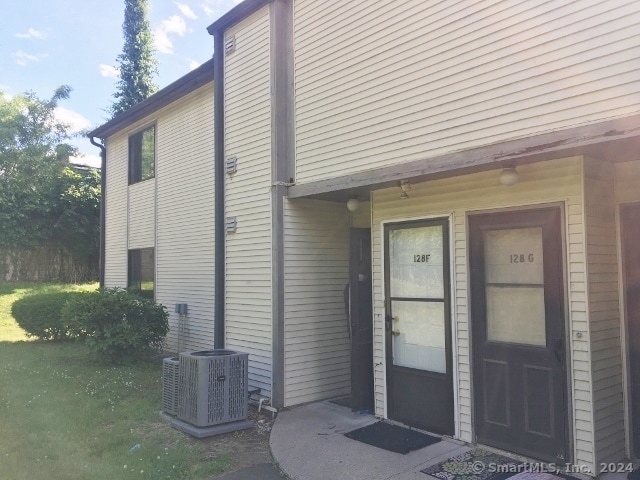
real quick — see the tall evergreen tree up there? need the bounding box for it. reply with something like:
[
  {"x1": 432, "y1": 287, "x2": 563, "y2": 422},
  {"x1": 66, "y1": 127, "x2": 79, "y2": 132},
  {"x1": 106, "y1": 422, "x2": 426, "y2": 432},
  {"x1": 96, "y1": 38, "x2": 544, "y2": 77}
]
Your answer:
[{"x1": 110, "y1": 0, "x2": 158, "y2": 117}]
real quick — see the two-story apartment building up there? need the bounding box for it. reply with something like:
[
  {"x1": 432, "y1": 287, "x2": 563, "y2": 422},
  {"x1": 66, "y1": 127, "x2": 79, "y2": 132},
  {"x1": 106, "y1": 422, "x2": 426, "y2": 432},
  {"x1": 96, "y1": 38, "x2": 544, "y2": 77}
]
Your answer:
[{"x1": 89, "y1": 0, "x2": 640, "y2": 472}]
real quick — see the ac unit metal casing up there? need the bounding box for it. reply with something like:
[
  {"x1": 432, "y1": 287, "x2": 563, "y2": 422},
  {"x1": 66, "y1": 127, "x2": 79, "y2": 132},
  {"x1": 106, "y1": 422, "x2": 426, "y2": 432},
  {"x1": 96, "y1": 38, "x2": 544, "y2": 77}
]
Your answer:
[
  {"x1": 177, "y1": 350, "x2": 249, "y2": 427},
  {"x1": 162, "y1": 357, "x2": 180, "y2": 416}
]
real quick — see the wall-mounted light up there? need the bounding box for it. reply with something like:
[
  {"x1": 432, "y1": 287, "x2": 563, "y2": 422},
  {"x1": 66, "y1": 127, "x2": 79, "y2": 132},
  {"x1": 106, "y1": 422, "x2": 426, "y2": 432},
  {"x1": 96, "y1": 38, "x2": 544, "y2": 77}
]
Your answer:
[
  {"x1": 399, "y1": 180, "x2": 411, "y2": 198},
  {"x1": 346, "y1": 197, "x2": 360, "y2": 212},
  {"x1": 499, "y1": 167, "x2": 519, "y2": 186}
]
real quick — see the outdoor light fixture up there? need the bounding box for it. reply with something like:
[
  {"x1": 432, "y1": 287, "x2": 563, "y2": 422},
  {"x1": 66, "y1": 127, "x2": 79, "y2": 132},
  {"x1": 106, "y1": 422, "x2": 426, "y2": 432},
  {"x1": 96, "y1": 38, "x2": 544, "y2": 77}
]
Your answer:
[
  {"x1": 499, "y1": 167, "x2": 519, "y2": 186},
  {"x1": 346, "y1": 197, "x2": 360, "y2": 212},
  {"x1": 399, "y1": 180, "x2": 411, "y2": 198}
]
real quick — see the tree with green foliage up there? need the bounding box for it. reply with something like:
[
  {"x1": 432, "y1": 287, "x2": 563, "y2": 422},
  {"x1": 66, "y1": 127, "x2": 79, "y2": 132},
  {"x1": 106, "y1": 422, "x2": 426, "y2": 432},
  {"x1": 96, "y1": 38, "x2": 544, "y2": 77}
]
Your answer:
[
  {"x1": 0, "y1": 87, "x2": 100, "y2": 282},
  {"x1": 110, "y1": 0, "x2": 158, "y2": 117}
]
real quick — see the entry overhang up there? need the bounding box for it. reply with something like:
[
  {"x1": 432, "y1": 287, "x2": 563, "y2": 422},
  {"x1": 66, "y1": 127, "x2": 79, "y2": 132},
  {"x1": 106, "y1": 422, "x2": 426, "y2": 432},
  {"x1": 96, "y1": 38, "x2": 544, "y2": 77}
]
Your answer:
[{"x1": 287, "y1": 114, "x2": 640, "y2": 202}]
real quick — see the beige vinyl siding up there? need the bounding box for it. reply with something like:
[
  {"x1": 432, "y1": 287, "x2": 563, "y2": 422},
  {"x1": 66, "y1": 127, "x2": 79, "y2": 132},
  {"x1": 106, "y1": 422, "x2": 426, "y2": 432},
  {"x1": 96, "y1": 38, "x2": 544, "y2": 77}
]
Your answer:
[
  {"x1": 104, "y1": 135, "x2": 129, "y2": 287},
  {"x1": 223, "y1": 6, "x2": 273, "y2": 396},
  {"x1": 615, "y1": 161, "x2": 640, "y2": 204},
  {"x1": 103, "y1": 83, "x2": 215, "y2": 351},
  {"x1": 155, "y1": 84, "x2": 216, "y2": 352},
  {"x1": 128, "y1": 180, "x2": 155, "y2": 249},
  {"x1": 371, "y1": 157, "x2": 595, "y2": 469},
  {"x1": 293, "y1": 0, "x2": 640, "y2": 183},
  {"x1": 584, "y1": 158, "x2": 624, "y2": 466},
  {"x1": 283, "y1": 199, "x2": 350, "y2": 406}
]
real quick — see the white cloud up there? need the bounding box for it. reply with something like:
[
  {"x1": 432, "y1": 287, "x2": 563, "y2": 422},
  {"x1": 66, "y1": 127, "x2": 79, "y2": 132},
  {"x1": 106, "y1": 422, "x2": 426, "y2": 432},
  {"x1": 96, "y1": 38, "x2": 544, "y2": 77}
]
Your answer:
[
  {"x1": 154, "y1": 15, "x2": 187, "y2": 54},
  {"x1": 15, "y1": 28, "x2": 47, "y2": 40},
  {"x1": 54, "y1": 107, "x2": 92, "y2": 133},
  {"x1": 99, "y1": 64, "x2": 119, "y2": 79},
  {"x1": 188, "y1": 59, "x2": 201, "y2": 70},
  {"x1": 12, "y1": 50, "x2": 43, "y2": 66},
  {"x1": 201, "y1": 4, "x2": 215, "y2": 17},
  {"x1": 175, "y1": 2, "x2": 197, "y2": 19},
  {"x1": 154, "y1": 30, "x2": 173, "y2": 54},
  {"x1": 201, "y1": 0, "x2": 242, "y2": 19},
  {"x1": 163, "y1": 15, "x2": 187, "y2": 35},
  {"x1": 70, "y1": 153, "x2": 102, "y2": 169}
]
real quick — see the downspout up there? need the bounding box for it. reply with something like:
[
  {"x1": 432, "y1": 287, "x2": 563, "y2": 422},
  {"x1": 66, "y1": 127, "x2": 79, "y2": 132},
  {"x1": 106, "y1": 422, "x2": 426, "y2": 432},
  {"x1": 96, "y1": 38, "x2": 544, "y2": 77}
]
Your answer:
[
  {"x1": 213, "y1": 31, "x2": 226, "y2": 349},
  {"x1": 90, "y1": 136, "x2": 106, "y2": 288}
]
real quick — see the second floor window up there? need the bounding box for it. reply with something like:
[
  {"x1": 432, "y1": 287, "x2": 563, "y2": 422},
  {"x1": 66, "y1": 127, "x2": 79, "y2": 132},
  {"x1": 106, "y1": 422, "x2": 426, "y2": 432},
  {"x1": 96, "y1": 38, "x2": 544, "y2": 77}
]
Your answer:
[{"x1": 129, "y1": 126, "x2": 155, "y2": 184}]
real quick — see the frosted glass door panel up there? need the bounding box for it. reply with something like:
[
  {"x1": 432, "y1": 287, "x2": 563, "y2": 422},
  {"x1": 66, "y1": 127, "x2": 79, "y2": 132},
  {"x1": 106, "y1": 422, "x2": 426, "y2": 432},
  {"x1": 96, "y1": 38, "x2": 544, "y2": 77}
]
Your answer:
[
  {"x1": 486, "y1": 286, "x2": 546, "y2": 346},
  {"x1": 389, "y1": 226, "x2": 443, "y2": 298},
  {"x1": 484, "y1": 227, "x2": 546, "y2": 347},
  {"x1": 391, "y1": 301, "x2": 446, "y2": 373},
  {"x1": 484, "y1": 228, "x2": 544, "y2": 284}
]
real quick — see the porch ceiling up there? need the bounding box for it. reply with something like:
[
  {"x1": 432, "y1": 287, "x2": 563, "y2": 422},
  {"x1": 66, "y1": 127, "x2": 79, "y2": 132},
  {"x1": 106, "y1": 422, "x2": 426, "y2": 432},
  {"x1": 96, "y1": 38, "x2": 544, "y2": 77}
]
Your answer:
[{"x1": 287, "y1": 113, "x2": 640, "y2": 203}]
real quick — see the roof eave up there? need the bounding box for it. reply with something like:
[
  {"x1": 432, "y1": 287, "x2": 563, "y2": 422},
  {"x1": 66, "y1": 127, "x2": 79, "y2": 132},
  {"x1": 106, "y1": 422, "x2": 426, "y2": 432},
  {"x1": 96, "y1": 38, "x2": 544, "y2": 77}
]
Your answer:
[
  {"x1": 88, "y1": 57, "x2": 215, "y2": 139},
  {"x1": 206, "y1": 0, "x2": 270, "y2": 35}
]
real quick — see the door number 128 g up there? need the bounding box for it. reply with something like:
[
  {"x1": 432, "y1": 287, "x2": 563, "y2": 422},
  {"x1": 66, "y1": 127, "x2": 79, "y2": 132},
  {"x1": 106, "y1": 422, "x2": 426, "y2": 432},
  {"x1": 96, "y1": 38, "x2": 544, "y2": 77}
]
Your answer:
[{"x1": 510, "y1": 253, "x2": 534, "y2": 263}]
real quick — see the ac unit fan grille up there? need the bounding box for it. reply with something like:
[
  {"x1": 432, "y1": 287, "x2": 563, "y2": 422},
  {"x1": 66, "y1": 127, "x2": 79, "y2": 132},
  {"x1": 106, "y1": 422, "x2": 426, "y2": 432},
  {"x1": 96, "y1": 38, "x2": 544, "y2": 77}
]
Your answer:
[{"x1": 177, "y1": 350, "x2": 249, "y2": 427}]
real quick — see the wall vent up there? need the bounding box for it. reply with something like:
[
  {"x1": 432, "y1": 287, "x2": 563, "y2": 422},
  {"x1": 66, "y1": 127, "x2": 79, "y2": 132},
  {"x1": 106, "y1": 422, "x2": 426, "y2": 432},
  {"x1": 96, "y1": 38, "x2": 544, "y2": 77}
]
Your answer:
[
  {"x1": 224, "y1": 36, "x2": 236, "y2": 55},
  {"x1": 225, "y1": 156, "x2": 237, "y2": 175},
  {"x1": 177, "y1": 350, "x2": 249, "y2": 427},
  {"x1": 226, "y1": 216, "x2": 237, "y2": 233}
]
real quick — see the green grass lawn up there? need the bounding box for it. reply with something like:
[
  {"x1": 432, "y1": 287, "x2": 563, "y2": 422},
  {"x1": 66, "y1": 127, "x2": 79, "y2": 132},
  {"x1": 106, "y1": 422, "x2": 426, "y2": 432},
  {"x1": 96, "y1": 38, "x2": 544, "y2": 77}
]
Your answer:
[
  {"x1": 0, "y1": 282, "x2": 99, "y2": 342},
  {"x1": 0, "y1": 282, "x2": 232, "y2": 480}
]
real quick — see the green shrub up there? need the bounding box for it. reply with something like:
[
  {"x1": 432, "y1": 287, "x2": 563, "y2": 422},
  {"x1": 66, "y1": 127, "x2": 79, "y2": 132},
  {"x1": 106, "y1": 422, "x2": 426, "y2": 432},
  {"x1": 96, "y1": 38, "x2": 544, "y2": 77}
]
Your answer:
[
  {"x1": 63, "y1": 288, "x2": 169, "y2": 364},
  {"x1": 11, "y1": 292, "x2": 84, "y2": 340}
]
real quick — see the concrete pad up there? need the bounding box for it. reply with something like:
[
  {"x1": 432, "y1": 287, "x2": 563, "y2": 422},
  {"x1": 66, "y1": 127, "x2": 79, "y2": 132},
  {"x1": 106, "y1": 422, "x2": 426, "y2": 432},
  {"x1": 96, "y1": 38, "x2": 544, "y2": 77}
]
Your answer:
[
  {"x1": 271, "y1": 401, "x2": 467, "y2": 480},
  {"x1": 170, "y1": 418, "x2": 253, "y2": 438}
]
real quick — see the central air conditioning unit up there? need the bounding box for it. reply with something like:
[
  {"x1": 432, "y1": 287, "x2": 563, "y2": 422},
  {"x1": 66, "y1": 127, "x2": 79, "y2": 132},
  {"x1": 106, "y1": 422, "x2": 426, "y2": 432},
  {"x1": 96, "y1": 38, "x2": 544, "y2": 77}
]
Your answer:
[
  {"x1": 176, "y1": 349, "x2": 249, "y2": 428},
  {"x1": 162, "y1": 357, "x2": 180, "y2": 416}
]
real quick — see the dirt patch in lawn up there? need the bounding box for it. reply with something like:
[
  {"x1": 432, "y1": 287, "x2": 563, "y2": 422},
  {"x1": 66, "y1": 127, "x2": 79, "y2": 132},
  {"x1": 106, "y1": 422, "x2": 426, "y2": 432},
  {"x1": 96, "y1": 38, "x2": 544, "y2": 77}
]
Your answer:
[
  {"x1": 200, "y1": 408, "x2": 275, "y2": 478},
  {"x1": 156, "y1": 406, "x2": 278, "y2": 479}
]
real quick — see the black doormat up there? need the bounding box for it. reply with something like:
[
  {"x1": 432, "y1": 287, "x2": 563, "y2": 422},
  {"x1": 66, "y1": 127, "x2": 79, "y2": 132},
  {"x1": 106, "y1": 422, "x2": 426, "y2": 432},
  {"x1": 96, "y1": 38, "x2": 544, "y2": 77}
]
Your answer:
[
  {"x1": 344, "y1": 421, "x2": 440, "y2": 454},
  {"x1": 629, "y1": 467, "x2": 640, "y2": 480},
  {"x1": 421, "y1": 448, "x2": 582, "y2": 480},
  {"x1": 488, "y1": 473, "x2": 582, "y2": 480},
  {"x1": 421, "y1": 448, "x2": 521, "y2": 480},
  {"x1": 329, "y1": 396, "x2": 351, "y2": 408}
]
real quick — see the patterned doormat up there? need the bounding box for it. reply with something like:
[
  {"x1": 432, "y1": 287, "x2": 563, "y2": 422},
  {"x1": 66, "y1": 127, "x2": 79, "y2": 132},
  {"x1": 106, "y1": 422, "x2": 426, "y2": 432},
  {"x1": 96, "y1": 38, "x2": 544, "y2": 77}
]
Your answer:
[
  {"x1": 344, "y1": 421, "x2": 441, "y2": 454},
  {"x1": 421, "y1": 448, "x2": 580, "y2": 480},
  {"x1": 421, "y1": 448, "x2": 520, "y2": 480}
]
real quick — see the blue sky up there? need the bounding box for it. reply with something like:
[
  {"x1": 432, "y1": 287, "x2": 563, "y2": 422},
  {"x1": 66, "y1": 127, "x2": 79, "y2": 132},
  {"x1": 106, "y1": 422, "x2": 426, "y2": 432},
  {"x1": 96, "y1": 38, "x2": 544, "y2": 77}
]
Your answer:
[{"x1": 1, "y1": 0, "x2": 241, "y2": 167}]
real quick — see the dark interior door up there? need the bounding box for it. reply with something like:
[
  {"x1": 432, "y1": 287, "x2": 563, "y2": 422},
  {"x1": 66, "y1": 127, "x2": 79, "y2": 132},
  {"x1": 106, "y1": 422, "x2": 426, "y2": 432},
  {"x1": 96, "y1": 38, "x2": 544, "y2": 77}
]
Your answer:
[
  {"x1": 385, "y1": 219, "x2": 454, "y2": 435},
  {"x1": 349, "y1": 228, "x2": 374, "y2": 412},
  {"x1": 621, "y1": 203, "x2": 640, "y2": 458},
  {"x1": 469, "y1": 207, "x2": 567, "y2": 463}
]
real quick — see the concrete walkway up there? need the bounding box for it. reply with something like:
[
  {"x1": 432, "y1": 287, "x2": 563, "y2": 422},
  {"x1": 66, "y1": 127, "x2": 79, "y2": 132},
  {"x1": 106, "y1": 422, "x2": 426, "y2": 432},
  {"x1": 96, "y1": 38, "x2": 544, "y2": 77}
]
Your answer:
[
  {"x1": 270, "y1": 401, "x2": 469, "y2": 480},
  {"x1": 270, "y1": 400, "x2": 635, "y2": 480}
]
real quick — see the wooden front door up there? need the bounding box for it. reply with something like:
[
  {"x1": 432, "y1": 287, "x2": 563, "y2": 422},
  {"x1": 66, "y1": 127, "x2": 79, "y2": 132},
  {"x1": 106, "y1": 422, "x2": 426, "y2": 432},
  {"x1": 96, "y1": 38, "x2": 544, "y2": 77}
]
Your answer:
[
  {"x1": 621, "y1": 203, "x2": 640, "y2": 458},
  {"x1": 469, "y1": 207, "x2": 567, "y2": 463},
  {"x1": 385, "y1": 219, "x2": 454, "y2": 435}
]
